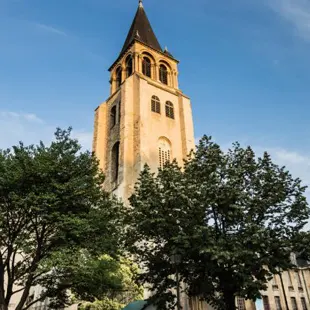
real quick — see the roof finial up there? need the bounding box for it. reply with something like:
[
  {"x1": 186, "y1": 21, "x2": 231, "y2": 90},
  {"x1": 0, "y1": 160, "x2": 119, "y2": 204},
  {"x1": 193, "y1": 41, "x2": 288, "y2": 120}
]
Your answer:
[{"x1": 139, "y1": 0, "x2": 143, "y2": 8}]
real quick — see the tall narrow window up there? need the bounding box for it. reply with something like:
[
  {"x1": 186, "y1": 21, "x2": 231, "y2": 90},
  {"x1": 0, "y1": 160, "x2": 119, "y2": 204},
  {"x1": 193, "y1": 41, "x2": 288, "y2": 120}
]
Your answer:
[
  {"x1": 158, "y1": 137, "x2": 171, "y2": 169},
  {"x1": 301, "y1": 298, "x2": 307, "y2": 310},
  {"x1": 275, "y1": 297, "x2": 282, "y2": 310},
  {"x1": 151, "y1": 95, "x2": 160, "y2": 114},
  {"x1": 111, "y1": 142, "x2": 120, "y2": 182},
  {"x1": 237, "y1": 297, "x2": 246, "y2": 310},
  {"x1": 271, "y1": 275, "x2": 279, "y2": 290},
  {"x1": 165, "y1": 101, "x2": 174, "y2": 119},
  {"x1": 263, "y1": 296, "x2": 270, "y2": 310},
  {"x1": 110, "y1": 106, "x2": 117, "y2": 128},
  {"x1": 126, "y1": 55, "x2": 133, "y2": 77},
  {"x1": 272, "y1": 275, "x2": 278, "y2": 285},
  {"x1": 142, "y1": 57, "x2": 151, "y2": 78},
  {"x1": 296, "y1": 271, "x2": 303, "y2": 288},
  {"x1": 116, "y1": 67, "x2": 122, "y2": 88},
  {"x1": 118, "y1": 101, "x2": 121, "y2": 123},
  {"x1": 159, "y1": 64, "x2": 168, "y2": 85},
  {"x1": 287, "y1": 271, "x2": 294, "y2": 290},
  {"x1": 291, "y1": 297, "x2": 298, "y2": 310}
]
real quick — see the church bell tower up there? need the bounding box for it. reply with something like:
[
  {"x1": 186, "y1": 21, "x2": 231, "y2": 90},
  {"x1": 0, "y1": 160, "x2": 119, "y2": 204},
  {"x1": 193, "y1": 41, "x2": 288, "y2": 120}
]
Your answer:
[{"x1": 93, "y1": 0, "x2": 195, "y2": 201}]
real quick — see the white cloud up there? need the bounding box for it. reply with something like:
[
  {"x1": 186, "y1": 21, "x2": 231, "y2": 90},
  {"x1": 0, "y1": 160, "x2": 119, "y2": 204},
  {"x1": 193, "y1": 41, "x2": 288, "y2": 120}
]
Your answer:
[
  {"x1": 34, "y1": 23, "x2": 67, "y2": 37},
  {"x1": 267, "y1": 0, "x2": 310, "y2": 41},
  {"x1": 229, "y1": 144, "x2": 310, "y2": 202},
  {"x1": 0, "y1": 111, "x2": 92, "y2": 151},
  {"x1": 255, "y1": 147, "x2": 310, "y2": 180},
  {"x1": 0, "y1": 111, "x2": 51, "y2": 149},
  {"x1": 262, "y1": 147, "x2": 310, "y2": 229},
  {"x1": 264, "y1": 147, "x2": 310, "y2": 194},
  {"x1": 0, "y1": 111, "x2": 44, "y2": 124},
  {"x1": 196, "y1": 138, "x2": 310, "y2": 194},
  {"x1": 23, "y1": 113, "x2": 44, "y2": 123},
  {"x1": 72, "y1": 130, "x2": 93, "y2": 152},
  {"x1": 197, "y1": 137, "x2": 310, "y2": 202}
]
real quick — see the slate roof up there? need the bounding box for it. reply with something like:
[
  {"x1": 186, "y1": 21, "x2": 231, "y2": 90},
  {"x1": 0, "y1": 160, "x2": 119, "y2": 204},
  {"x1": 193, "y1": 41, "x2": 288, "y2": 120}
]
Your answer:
[
  {"x1": 109, "y1": 1, "x2": 178, "y2": 71},
  {"x1": 120, "y1": 1, "x2": 162, "y2": 55}
]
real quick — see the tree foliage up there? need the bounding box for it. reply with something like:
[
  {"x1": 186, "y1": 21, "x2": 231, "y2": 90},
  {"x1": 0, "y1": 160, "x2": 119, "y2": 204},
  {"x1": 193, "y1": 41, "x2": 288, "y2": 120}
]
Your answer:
[
  {"x1": 0, "y1": 128, "x2": 124, "y2": 310},
  {"x1": 76, "y1": 255, "x2": 143, "y2": 310},
  {"x1": 125, "y1": 136, "x2": 309, "y2": 310}
]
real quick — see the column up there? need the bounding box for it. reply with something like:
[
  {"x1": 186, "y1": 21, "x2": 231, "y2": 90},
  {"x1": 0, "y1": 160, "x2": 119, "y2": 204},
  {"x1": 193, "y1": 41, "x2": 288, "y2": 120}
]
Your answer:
[
  {"x1": 174, "y1": 71, "x2": 179, "y2": 89},
  {"x1": 110, "y1": 78, "x2": 116, "y2": 94},
  {"x1": 134, "y1": 53, "x2": 140, "y2": 73},
  {"x1": 121, "y1": 65, "x2": 126, "y2": 81},
  {"x1": 153, "y1": 63, "x2": 158, "y2": 81}
]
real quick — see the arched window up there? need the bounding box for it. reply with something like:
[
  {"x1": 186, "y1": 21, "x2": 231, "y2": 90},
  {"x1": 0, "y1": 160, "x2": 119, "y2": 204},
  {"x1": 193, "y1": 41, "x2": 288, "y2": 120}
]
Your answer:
[
  {"x1": 110, "y1": 105, "x2": 117, "y2": 128},
  {"x1": 115, "y1": 67, "x2": 122, "y2": 88},
  {"x1": 151, "y1": 95, "x2": 160, "y2": 114},
  {"x1": 165, "y1": 101, "x2": 174, "y2": 119},
  {"x1": 159, "y1": 64, "x2": 168, "y2": 85},
  {"x1": 142, "y1": 57, "x2": 151, "y2": 78},
  {"x1": 126, "y1": 55, "x2": 133, "y2": 77},
  {"x1": 111, "y1": 142, "x2": 120, "y2": 182},
  {"x1": 158, "y1": 137, "x2": 171, "y2": 169}
]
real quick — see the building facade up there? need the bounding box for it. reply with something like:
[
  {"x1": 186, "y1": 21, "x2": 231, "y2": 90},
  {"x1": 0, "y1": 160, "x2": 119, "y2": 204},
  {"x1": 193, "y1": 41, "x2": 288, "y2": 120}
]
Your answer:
[
  {"x1": 233, "y1": 255, "x2": 310, "y2": 310},
  {"x1": 188, "y1": 262, "x2": 310, "y2": 310},
  {"x1": 92, "y1": 0, "x2": 195, "y2": 203},
  {"x1": 253, "y1": 257, "x2": 310, "y2": 310}
]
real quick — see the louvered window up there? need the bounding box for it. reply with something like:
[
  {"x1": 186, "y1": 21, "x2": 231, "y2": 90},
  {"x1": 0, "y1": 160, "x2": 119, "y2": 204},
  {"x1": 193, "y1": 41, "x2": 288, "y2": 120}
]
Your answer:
[
  {"x1": 159, "y1": 64, "x2": 168, "y2": 85},
  {"x1": 142, "y1": 57, "x2": 151, "y2": 78},
  {"x1": 158, "y1": 138, "x2": 171, "y2": 169},
  {"x1": 115, "y1": 67, "x2": 122, "y2": 88},
  {"x1": 165, "y1": 101, "x2": 174, "y2": 119},
  {"x1": 126, "y1": 55, "x2": 133, "y2": 77},
  {"x1": 151, "y1": 96, "x2": 160, "y2": 114}
]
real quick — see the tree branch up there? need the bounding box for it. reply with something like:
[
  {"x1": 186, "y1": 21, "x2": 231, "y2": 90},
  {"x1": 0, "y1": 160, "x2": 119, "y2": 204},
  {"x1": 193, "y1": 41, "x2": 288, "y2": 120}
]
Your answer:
[
  {"x1": 11, "y1": 287, "x2": 26, "y2": 296},
  {"x1": 21, "y1": 292, "x2": 47, "y2": 310},
  {"x1": 15, "y1": 224, "x2": 46, "y2": 310}
]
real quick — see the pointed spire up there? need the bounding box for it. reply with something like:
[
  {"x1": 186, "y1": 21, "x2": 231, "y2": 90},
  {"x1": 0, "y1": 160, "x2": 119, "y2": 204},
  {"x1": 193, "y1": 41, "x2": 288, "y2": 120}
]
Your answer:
[{"x1": 120, "y1": 1, "x2": 162, "y2": 55}]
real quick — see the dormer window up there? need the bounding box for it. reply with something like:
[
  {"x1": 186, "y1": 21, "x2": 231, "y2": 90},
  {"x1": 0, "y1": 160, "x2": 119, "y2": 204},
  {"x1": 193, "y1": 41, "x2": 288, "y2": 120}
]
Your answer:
[
  {"x1": 142, "y1": 57, "x2": 151, "y2": 78},
  {"x1": 126, "y1": 55, "x2": 133, "y2": 77},
  {"x1": 159, "y1": 64, "x2": 168, "y2": 85},
  {"x1": 115, "y1": 67, "x2": 122, "y2": 88}
]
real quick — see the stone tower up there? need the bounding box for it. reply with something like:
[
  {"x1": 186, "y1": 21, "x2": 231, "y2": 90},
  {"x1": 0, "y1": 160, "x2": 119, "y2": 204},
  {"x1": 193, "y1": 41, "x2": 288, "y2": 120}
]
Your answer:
[{"x1": 92, "y1": 0, "x2": 195, "y2": 202}]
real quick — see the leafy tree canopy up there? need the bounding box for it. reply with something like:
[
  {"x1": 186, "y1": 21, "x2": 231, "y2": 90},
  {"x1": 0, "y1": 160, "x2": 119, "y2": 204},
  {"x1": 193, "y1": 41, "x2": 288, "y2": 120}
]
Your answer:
[
  {"x1": 126, "y1": 136, "x2": 309, "y2": 310},
  {"x1": 76, "y1": 255, "x2": 143, "y2": 310},
  {"x1": 0, "y1": 128, "x2": 124, "y2": 310}
]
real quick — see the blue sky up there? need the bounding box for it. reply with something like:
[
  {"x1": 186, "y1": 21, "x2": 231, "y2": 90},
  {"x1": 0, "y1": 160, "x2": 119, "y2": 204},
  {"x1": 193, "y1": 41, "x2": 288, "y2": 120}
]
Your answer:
[{"x1": 1, "y1": 0, "x2": 310, "y2": 196}]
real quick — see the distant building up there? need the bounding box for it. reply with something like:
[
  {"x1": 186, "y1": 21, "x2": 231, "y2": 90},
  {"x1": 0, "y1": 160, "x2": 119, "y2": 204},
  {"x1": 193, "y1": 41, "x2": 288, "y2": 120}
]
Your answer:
[
  {"x1": 252, "y1": 254, "x2": 310, "y2": 310},
  {"x1": 181, "y1": 253, "x2": 310, "y2": 310}
]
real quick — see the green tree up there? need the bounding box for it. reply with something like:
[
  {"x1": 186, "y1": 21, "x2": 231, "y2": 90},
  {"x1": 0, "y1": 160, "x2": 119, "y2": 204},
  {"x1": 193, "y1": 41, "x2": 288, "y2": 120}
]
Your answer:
[
  {"x1": 75, "y1": 255, "x2": 143, "y2": 310},
  {"x1": 0, "y1": 128, "x2": 124, "y2": 310},
  {"x1": 126, "y1": 136, "x2": 309, "y2": 310}
]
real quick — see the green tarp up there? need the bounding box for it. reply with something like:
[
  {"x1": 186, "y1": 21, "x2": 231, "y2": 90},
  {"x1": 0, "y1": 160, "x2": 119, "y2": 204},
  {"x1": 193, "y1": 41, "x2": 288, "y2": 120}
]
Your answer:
[{"x1": 122, "y1": 300, "x2": 148, "y2": 310}]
